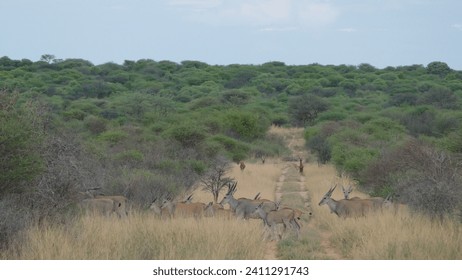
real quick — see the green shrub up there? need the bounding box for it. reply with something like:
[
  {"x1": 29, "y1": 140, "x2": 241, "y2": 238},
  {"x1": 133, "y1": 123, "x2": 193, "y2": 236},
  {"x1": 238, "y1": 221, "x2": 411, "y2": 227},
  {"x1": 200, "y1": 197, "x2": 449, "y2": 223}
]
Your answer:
[
  {"x1": 62, "y1": 109, "x2": 86, "y2": 121},
  {"x1": 114, "y1": 149, "x2": 144, "y2": 165},
  {"x1": 224, "y1": 111, "x2": 268, "y2": 141},
  {"x1": 211, "y1": 134, "x2": 250, "y2": 162},
  {"x1": 84, "y1": 115, "x2": 107, "y2": 135},
  {"x1": 331, "y1": 144, "x2": 378, "y2": 176},
  {"x1": 167, "y1": 123, "x2": 206, "y2": 148},
  {"x1": 361, "y1": 117, "x2": 405, "y2": 141},
  {"x1": 98, "y1": 130, "x2": 128, "y2": 144}
]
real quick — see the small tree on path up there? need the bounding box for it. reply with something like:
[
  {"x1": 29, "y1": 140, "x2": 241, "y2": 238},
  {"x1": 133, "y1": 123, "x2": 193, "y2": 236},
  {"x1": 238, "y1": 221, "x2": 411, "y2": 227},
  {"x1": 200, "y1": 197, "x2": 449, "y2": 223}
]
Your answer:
[{"x1": 200, "y1": 155, "x2": 234, "y2": 203}]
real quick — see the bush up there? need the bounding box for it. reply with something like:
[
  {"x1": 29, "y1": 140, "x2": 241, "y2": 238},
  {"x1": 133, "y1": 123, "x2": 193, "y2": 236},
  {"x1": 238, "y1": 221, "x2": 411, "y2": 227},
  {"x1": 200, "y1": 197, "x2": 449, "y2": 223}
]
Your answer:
[
  {"x1": 211, "y1": 135, "x2": 250, "y2": 162},
  {"x1": 98, "y1": 130, "x2": 128, "y2": 144},
  {"x1": 418, "y1": 85, "x2": 459, "y2": 109},
  {"x1": 224, "y1": 111, "x2": 268, "y2": 141},
  {"x1": 0, "y1": 92, "x2": 45, "y2": 196},
  {"x1": 114, "y1": 150, "x2": 144, "y2": 167},
  {"x1": 84, "y1": 115, "x2": 107, "y2": 135},
  {"x1": 307, "y1": 135, "x2": 331, "y2": 164},
  {"x1": 62, "y1": 108, "x2": 86, "y2": 121},
  {"x1": 167, "y1": 123, "x2": 206, "y2": 148},
  {"x1": 220, "y1": 89, "x2": 250, "y2": 106},
  {"x1": 360, "y1": 139, "x2": 462, "y2": 220},
  {"x1": 331, "y1": 145, "x2": 378, "y2": 176},
  {"x1": 360, "y1": 117, "x2": 405, "y2": 141},
  {"x1": 288, "y1": 94, "x2": 328, "y2": 126}
]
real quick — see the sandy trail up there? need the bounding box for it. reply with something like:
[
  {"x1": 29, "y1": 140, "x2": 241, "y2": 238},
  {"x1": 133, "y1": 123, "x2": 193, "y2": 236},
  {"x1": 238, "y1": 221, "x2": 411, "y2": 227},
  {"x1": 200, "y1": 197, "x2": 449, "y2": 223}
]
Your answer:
[{"x1": 274, "y1": 127, "x2": 343, "y2": 260}]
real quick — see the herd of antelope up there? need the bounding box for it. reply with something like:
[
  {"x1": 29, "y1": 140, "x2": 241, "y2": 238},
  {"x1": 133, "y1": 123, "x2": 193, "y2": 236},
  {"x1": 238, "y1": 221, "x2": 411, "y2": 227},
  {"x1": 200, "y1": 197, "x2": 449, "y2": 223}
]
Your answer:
[
  {"x1": 149, "y1": 182, "x2": 307, "y2": 240},
  {"x1": 76, "y1": 158, "x2": 396, "y2": 241}
]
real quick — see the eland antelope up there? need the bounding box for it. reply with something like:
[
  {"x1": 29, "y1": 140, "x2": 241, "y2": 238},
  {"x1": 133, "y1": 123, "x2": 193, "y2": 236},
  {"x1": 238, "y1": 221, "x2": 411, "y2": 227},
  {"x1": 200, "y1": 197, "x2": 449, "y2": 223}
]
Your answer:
[
  {"x1": 341, "y1": 185, "x2": 361, "y2": 200},
  {"x1": 94, "y1": 194, "x2": 129, "y2": 218},
  {"x1": 318, "y1": 185, "x2": 375, "y2": 218},
  {"x1": 204, "y1": 202, "x2": 234, "y2": 219},
  {"x1": 254, "y1": 202, "x2": 301, "y2": 240},
  {"x1": 78, "y1": 198, "x2": 118, "y2": 217},
  {"x1": 219, "y1": 182, "x2": 278, "y2": 219},
  {"x1": 239, "y1": 161, "x2": 246, "y2": 171},
  {"x1": 161, "y1": 197, "x2": 206, "y2": 218},
  {"x1": 298, "y1": 157, "x2": 304, "y2": 173},
  {"x1": 341, "y1": 185, "x2": 388, "y2": 212}
]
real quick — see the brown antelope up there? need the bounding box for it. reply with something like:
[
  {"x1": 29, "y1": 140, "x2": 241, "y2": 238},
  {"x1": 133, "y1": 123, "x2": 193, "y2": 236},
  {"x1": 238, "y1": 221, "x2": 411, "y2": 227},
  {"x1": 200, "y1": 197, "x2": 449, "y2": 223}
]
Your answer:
[
  {"x1": 239, "y1": 161, "x2": 246, "y2": 171},
  {"x1": 78, "y1": 198, "x2": 118, "y2": 217},
  {"x1": 254, "y1": 202, "x2": 301, "y2": 240},
  {"x1": 94, "y1": 194, "x2": 129, "y2": 217},
  {"x1": 161, "y1": 197, "x2": 206, "y2": 218},
  {"x1": 318, "y1": 185, "x2": 374, "y2": 218},
  {"x1": 279, "y1": 206, "x2": 311, "y2": 220},
  {"x1": 382, "y1": 194, "x2": 407, "y2": 214},
  {"x1": 341, "y1": 185, "x2": 361, "y2": 200},
  {"x1": 342, "y1": 185, "x2": 389, "y2": 212},
  {"x1": 298, "y1": 157, "x2": 304, "y2": 173},
  {"x1": 261, "y1": 156, "x2": 266, "y2": 164},
  {"x1": 149, "y1": 198, "x2": 170, "y2": 219},
  {"x1": 80, "y1": 189, "x2": 128, "y2": 218},
  {"x1": 219, "y1": 182, "x2": 277, "y2": 219},
  {"x1": 204, "y1": 202, "x2": 235, "y2": 219},
  {"x1": 149, "y1": 198, "x2": 162, "y2": 215}
]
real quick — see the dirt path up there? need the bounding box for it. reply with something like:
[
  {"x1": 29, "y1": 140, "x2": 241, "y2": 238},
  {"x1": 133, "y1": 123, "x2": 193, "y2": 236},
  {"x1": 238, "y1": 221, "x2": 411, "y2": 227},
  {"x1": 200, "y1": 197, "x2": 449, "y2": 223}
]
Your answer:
[
  {"x1": 272, "y1": 127, "x2": 343, "y2": 260},
  {"x1": 263, "y1": 241, "x2": 278, "y2": 260}
]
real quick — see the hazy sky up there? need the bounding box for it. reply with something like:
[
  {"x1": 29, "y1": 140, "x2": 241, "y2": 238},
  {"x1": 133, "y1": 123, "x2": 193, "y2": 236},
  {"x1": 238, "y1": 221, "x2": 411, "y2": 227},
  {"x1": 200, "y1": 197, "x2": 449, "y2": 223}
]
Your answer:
[{"x1": 1, "y1": 0, "x2": 461, "y2": 69}]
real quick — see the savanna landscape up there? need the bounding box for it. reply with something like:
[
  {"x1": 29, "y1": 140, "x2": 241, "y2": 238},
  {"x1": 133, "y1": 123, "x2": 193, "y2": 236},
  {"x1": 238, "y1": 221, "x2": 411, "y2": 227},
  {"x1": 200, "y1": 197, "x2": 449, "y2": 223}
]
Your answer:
[{"x1": 1, "y1": 56, "x2": 462, "y2": 259}]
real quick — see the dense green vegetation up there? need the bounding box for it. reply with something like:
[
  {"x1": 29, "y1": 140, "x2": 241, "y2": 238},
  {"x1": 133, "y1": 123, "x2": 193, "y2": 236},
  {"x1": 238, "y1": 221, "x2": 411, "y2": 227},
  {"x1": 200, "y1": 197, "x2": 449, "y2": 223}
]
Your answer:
[{"x1": 1, "y1": 55, "x2": 462, "y2": 246}]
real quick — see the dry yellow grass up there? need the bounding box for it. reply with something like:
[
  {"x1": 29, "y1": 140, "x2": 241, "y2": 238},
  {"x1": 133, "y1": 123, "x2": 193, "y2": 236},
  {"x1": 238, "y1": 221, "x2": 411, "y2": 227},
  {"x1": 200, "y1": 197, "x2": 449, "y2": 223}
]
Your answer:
[
  {"x1": 306, "y1": 163, "x2": 462, "y2": 260},
  {"x1": 3, "y1": 212, "x2": 266, "y2": 260},
  {"x1": 328, "y1": 210, "x2": 462, "y2": 259}
]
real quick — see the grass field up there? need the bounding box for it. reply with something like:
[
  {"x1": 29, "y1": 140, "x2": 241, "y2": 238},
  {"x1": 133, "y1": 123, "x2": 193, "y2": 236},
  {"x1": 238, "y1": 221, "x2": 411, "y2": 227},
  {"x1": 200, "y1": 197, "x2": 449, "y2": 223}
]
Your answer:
[{"x1": 2, "y1": 212, "x2": 265, "y2": 260}]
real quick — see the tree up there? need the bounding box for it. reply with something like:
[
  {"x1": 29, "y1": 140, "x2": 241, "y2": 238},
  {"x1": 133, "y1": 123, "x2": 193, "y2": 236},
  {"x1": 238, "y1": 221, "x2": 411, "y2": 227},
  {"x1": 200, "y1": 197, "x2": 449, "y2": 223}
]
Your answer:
[
  {"x1": 40, "y1": 54, "x2": 56, "y2": 64},
  {"x1": 288, "y1": 94, "x2": 328, "y2": 127},
  {"x1": 426, "y1": 61, "x2": 452, "y2": 77},
  {"x1": 199, "y1": 155, "x2": 234, "y2": 203}
]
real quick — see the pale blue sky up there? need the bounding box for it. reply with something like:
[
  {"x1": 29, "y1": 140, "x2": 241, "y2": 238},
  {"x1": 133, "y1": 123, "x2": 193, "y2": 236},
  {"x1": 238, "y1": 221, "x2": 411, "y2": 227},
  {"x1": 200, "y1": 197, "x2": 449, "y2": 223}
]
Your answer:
[{"x1": 1, "y1": 0, "x2": 461, "y2": 69}]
